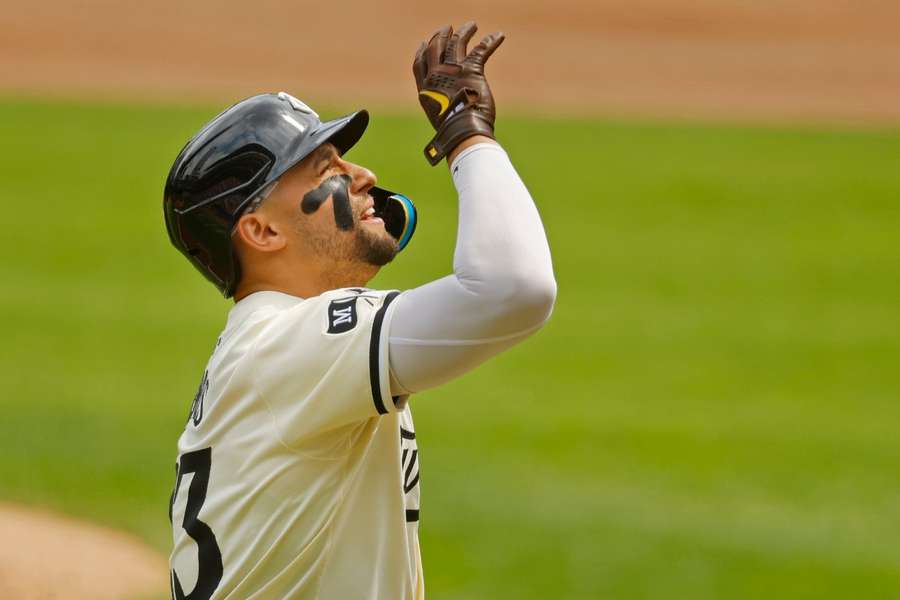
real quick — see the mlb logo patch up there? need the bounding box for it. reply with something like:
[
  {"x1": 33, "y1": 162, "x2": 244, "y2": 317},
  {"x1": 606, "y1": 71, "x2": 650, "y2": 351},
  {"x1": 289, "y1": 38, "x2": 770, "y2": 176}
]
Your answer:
[{"x1": 327, "y1": 297, "x2": 358, "y2": 334}]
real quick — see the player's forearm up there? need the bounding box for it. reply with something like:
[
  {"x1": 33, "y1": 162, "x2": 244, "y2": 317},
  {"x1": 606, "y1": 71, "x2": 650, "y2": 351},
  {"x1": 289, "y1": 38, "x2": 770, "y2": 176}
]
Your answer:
[
  {"x1": 386, "y1": 143, "x2": 556, "y2": 394},
  {"x1": 449, "y1": 142, "x2": 557, "y2": 321}
]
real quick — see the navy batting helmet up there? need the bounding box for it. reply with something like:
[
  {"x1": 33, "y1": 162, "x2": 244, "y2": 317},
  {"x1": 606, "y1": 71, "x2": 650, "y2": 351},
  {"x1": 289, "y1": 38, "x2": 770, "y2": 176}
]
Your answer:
[{"x1": 163, "y1": 92, "x2": 416, "y2": 297}]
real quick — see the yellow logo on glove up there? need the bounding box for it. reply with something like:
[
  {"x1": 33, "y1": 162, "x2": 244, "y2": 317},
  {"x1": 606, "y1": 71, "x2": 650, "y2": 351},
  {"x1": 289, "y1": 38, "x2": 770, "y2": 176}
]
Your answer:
[{"x1": 419, "y1": 90, "x2": 450, "y2": 115}]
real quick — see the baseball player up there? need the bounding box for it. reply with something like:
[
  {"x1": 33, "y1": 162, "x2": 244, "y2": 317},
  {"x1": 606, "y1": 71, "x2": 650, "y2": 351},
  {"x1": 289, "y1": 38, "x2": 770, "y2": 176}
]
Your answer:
[{"x1": 163, "y1": 22, "x2": 555, "y2": 600}]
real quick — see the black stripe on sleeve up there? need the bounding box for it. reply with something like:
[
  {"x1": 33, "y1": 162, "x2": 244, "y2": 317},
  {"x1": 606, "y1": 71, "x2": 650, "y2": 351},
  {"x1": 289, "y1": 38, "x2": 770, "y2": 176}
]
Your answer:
[
  {"x1": 405, "y1": 509, "x2": 420, "y2": 522},
  {"x1": 369, "y1": 291, "x2": 400, "y2": 415},
  {"x1": 404, "y1": 450, "x2": 418, "y2": 481},
  {"x1": 404, "y1": 473, "x2": 420, "y2": 494}
]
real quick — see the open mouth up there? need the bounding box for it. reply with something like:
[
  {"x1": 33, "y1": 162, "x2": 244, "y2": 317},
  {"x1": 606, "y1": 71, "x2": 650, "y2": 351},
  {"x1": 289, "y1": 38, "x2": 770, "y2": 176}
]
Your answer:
[{"x1": 360, "y1": 203, "x2": 384, "y2": 225}]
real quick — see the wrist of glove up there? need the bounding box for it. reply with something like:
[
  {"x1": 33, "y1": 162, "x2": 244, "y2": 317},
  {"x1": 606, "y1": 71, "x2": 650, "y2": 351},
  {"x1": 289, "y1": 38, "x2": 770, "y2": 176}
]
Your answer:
[
  {"x1": 413, "y1": 22, "x2": 505, "y2": 166},
  {"x1": 423, "y1": 98, "x2": 496, "y2": 165}
]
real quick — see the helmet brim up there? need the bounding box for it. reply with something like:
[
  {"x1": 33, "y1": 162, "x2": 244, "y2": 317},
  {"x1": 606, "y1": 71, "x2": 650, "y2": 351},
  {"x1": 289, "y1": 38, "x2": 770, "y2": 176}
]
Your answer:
[{"x1": 312, "y1": 110, "x2": 370, "y2": 156}]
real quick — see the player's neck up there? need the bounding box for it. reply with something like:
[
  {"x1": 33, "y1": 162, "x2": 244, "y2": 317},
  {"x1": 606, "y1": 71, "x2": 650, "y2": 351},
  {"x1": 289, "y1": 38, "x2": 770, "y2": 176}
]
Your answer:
[{"x1": 234, "y1": 265, "x2": 376, "y2": 303}]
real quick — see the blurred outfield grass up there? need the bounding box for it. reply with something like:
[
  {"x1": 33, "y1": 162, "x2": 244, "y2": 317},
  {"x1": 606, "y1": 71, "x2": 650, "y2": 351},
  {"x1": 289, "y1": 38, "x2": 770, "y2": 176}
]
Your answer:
[{"x1": 1, "y1": 97, "x2": 899, "y2": 599}]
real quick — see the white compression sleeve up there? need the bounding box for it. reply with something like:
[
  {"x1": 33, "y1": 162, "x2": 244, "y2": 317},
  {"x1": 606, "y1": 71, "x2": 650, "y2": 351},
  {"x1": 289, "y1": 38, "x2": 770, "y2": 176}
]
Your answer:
[{"x1": 387, "y1": 142, "x2": 557, "y2": 395}]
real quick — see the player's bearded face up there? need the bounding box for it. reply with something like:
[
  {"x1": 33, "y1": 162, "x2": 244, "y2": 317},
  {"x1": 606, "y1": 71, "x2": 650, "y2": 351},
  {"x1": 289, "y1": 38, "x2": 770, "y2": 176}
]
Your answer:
[{"x1": 295, "y1": 167, "x2": 399, "y2": 269}]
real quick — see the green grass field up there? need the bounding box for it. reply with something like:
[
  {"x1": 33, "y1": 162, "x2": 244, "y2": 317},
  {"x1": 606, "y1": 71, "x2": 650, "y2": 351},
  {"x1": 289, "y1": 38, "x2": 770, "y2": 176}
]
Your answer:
[{"x1": 1, "y1": 97, "x2": 898, "y2": 599}]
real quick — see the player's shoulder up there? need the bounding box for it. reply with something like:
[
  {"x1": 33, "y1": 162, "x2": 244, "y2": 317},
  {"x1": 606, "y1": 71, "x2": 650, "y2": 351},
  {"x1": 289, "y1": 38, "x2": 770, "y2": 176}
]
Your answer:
[
  {"x1": 243, "y1": 287, "x2": 399, "y2": 338},
  {"x1": 317, "y1": 287, "x2": 400, "y2": 335},
  {"x1": 242, "y1": 287, "x2": 400, "y2": 376}
]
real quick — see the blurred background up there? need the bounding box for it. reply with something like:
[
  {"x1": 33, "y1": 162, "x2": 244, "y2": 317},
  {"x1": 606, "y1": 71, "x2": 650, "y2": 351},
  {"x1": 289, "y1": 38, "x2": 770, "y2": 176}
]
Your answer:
[{"x1": 1, "y1": 1, "x2": 899, "y2": 599}]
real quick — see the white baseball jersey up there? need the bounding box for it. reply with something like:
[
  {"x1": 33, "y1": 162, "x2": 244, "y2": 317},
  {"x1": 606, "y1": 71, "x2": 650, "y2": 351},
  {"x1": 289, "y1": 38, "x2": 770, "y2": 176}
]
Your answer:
[{"x1": 169, "y1": 288, "x2": 423, "y2": 600}]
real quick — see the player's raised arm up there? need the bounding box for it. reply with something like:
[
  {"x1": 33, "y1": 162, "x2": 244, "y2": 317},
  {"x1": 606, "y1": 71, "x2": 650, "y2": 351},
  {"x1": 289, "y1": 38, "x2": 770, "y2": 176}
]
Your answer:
[{"x1": 387, "y1": 22, "x2": 557, "y2": 395}]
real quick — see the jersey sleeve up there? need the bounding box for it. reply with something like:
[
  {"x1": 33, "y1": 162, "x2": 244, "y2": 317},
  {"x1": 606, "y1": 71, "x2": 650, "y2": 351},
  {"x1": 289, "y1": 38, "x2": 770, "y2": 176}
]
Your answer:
[{"x1": 248, "y1": 289, "x2": 405, "y2": 449}]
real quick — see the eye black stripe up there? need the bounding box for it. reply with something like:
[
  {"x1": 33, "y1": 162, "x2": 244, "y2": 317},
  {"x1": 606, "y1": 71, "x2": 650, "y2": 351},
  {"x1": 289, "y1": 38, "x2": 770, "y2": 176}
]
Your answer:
[{"x1": 301, "y1": 174, "x2": 354, "y2": 230}]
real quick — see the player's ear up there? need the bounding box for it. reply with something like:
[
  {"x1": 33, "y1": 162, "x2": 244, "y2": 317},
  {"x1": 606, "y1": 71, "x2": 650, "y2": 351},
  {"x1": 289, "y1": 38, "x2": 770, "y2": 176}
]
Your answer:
[{"x1": 234, "y1": 211, "x2": 287, "y2": 254}]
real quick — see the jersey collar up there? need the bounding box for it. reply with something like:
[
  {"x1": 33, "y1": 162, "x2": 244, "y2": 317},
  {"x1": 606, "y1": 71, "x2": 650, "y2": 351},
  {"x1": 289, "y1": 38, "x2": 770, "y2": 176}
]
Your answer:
[{"x1": 226, "y1": 291, "x2": 305, "y2": 329}]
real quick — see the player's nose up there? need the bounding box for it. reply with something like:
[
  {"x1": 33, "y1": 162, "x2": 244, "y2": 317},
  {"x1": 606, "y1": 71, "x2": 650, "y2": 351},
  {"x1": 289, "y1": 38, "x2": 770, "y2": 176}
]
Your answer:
[{"x1": 347, "y1": 161, "x2": 376, "y2": 197}]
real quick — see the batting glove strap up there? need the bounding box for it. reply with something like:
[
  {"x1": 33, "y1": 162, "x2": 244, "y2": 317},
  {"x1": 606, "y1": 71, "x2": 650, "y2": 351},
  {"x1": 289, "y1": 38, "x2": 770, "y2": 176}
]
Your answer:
[{"x1": 423, "y1": 110, "x2": 496, "y2": 166}]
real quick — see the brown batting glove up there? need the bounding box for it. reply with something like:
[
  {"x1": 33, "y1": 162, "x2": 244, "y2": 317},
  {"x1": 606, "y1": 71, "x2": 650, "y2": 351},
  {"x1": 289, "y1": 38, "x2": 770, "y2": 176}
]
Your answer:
[{"x1": 413, "y1": 22, "x2": 505, "y2": 166}]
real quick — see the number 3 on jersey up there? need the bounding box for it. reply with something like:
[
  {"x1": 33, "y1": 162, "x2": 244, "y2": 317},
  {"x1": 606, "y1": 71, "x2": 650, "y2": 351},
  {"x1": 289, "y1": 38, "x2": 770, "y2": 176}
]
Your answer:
[{"x1": 169, "y1": 447, "x2": 223, "y2": 600}]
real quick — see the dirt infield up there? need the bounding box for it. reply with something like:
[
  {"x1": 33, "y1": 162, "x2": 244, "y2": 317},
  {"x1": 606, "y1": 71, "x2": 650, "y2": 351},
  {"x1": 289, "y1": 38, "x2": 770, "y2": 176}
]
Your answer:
[
  {"x1": 0, "y1": 503, "x2": 167, "y2": 600},
  {"x1": 2, "y1": 0, "x2": 900, "y2": 124}
]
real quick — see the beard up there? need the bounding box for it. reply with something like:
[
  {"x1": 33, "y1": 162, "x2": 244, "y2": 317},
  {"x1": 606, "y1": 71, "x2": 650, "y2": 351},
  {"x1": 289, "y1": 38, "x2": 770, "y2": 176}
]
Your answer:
[
  {"x1": 297, "y1": 210, "x2": 399, "y2": 273},
  {"x1": 354, "y1": 222, "x2": 400, "y2": 266}
]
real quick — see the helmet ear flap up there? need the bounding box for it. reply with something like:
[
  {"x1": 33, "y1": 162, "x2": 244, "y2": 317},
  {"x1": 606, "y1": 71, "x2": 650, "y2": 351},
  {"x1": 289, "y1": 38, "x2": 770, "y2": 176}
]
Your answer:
[{"x1": 371, "y1": 187, "x2": 417, "y2": 251}]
